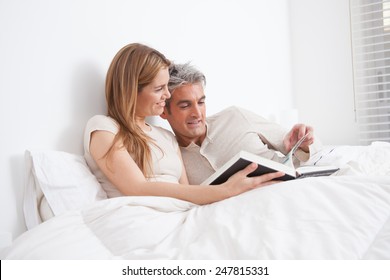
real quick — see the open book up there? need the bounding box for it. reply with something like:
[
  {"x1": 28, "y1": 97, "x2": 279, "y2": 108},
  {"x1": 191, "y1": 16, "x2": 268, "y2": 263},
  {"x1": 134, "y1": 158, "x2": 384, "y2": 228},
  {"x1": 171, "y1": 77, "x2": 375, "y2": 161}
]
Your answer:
[{"x1": 201, "y1": 136, "x2": 339, "y2": 185}]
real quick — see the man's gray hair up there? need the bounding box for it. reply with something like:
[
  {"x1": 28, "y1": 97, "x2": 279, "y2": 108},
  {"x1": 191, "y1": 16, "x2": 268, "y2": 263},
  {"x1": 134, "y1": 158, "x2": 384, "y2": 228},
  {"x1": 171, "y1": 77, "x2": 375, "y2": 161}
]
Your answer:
[{"x1": 168, "y1": 62, "x2": 206, "y2": 93}]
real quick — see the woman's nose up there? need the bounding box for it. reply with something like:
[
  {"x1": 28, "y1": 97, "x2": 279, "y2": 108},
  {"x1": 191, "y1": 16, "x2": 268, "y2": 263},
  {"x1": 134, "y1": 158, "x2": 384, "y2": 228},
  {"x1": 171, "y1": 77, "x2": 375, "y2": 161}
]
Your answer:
[{"x1": 164, "y1": 87, "x2": 171, "y2": 99}]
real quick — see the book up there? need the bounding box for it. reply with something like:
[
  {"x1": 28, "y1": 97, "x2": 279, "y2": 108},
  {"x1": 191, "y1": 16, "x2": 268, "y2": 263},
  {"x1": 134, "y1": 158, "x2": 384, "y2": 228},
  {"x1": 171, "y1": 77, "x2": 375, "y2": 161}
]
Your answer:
[{"x1": 201, "y1": 150, "x2": 340, "y2": 185}]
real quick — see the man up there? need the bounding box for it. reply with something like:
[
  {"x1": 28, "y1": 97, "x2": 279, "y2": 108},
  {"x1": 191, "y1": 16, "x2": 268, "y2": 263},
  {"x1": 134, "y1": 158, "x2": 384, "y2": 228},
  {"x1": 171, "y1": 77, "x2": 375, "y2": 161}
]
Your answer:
[{"x1": 161, "y1": 63, "x2": 321, "y2": 184}]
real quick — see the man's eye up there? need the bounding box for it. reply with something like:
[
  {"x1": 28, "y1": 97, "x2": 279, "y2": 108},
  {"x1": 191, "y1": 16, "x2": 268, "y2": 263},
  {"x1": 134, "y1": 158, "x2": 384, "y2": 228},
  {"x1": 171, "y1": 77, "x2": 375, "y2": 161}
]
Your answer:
[{"x1": 179, "y1": 104, "x2": 190, "y2": 109}]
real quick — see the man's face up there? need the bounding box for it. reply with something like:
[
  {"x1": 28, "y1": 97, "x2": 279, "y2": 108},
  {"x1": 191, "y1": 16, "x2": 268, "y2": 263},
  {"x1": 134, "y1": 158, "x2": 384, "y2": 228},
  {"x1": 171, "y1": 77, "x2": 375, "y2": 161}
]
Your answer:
[{"x1": 161, "y1": 83, "x2": 207, "y2": 147}]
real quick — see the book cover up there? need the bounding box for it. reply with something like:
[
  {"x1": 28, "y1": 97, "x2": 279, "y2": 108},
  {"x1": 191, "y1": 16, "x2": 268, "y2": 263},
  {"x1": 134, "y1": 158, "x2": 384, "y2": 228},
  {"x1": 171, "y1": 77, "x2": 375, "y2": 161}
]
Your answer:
[{"x1": 201, "y1": 150, "x2": 339, "y2": 185}]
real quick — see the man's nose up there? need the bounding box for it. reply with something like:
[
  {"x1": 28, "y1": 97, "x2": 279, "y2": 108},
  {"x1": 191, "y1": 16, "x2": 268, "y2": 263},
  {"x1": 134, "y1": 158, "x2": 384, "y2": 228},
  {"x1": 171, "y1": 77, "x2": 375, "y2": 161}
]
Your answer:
[{"x1": 191, "y1": 104, "x2": 201, "y2": 117}]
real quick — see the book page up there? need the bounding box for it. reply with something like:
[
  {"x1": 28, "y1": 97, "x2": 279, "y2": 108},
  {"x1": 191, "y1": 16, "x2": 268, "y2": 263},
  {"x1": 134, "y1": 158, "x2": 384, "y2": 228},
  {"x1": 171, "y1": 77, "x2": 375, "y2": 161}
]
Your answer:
[{"x1": 282, "y1": 133, "x2": 309, "y2": 166}]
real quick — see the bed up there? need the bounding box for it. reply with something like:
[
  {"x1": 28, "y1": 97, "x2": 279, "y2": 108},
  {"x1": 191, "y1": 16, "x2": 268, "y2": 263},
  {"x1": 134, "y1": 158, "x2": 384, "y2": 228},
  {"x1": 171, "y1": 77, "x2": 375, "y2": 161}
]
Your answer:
[{"x1": 2, "y1": 142, "x2": 390, "y2": 259}]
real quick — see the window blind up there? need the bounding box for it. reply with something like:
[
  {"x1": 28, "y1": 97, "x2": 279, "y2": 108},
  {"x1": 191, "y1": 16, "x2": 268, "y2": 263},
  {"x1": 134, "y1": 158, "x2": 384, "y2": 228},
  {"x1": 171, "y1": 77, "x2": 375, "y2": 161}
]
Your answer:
[{"x1": 350, "y1": 0, "x2": 390, "y2": 144}]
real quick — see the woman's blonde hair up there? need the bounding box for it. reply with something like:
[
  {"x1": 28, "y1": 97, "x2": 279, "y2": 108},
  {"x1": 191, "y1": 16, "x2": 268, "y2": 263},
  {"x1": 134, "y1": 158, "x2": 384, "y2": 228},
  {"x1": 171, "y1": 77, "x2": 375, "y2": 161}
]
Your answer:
[{"x1": 105, "y1": 43, "x2": 170, "y2": 177}]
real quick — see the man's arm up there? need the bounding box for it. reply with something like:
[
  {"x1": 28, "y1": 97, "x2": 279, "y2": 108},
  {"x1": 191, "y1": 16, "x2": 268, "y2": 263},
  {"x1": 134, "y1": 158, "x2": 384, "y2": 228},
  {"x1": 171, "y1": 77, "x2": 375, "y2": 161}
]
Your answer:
[{"x1": 239, "y1": 107, "x2": 322, "y2": 165}]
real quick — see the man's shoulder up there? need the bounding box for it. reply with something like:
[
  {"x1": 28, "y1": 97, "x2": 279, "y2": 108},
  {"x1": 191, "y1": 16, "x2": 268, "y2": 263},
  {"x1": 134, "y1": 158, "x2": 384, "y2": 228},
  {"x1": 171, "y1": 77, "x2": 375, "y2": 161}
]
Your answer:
[
  {"x1": 207, "y1": 106, "x2": 247, "y2": 121},
  {"x1": 205, "y1": 107, "x2": 253, "y2": 139},
  {"x1": 207, "y1": 106, "x2": 267, "y2": 125}
]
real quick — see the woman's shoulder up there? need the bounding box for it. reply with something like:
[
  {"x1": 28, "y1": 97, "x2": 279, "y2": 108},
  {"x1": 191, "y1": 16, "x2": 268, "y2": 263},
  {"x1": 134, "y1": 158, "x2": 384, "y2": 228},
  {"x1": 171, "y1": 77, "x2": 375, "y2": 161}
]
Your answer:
[
  {"x1": 150, "y1": 125, "x2": 175, "y2": 137},
  {"x1": 85, "y1": 115, "x2": 119, "y2": 134},
  {"x1": 149, "y1": 125, "x2": 178, "y2": 146}
]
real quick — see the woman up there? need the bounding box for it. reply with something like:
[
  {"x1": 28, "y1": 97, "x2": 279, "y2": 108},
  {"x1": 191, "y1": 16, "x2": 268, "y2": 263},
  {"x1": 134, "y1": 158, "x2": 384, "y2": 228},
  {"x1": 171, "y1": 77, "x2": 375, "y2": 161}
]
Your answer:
[{"x1": 84, "y1": 43, "x2": 283, "y2": 204}]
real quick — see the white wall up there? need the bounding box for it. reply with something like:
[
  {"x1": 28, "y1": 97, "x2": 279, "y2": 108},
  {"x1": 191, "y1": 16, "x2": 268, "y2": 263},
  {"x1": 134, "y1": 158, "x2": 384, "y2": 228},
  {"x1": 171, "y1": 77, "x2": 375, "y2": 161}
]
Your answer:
[
  {"x1": 0, "y1": 0, "x2": 293, "y2": 240},
  {"x1": 289, "y1": 0, "x2": 359, "y2": 145}
]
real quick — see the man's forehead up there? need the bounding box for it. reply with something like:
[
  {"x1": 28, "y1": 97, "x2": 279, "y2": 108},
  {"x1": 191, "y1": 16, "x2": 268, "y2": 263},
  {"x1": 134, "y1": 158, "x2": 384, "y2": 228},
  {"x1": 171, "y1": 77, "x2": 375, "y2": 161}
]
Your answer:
[{"x1": 172, "y1": 83, "x2": 204, "y2": 100}]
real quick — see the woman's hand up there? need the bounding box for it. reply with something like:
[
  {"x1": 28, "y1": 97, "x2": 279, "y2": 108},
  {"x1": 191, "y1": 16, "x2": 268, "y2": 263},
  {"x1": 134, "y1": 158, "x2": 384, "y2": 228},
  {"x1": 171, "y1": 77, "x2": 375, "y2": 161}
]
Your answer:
[{"x1": 220, "y1": 163, "x2": 285, "y2": 198}]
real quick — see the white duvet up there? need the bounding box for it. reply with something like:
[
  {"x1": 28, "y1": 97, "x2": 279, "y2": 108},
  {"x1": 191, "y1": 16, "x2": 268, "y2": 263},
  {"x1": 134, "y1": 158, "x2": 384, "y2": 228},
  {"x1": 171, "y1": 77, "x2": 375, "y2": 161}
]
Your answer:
[{"x1": 3, "y1": 142, "x2": 390, "y2": 259}]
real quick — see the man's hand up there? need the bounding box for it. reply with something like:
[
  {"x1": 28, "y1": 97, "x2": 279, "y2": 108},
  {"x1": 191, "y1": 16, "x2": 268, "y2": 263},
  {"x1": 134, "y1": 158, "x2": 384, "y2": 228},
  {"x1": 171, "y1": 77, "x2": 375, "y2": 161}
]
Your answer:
[{"x1": 283, "y1": 124, "x2": 314, "y2": 153}]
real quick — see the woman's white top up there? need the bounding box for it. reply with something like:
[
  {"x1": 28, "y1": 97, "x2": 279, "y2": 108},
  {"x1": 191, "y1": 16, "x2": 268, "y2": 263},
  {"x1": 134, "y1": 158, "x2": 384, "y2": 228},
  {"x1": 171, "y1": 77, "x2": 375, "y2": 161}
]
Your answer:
[{"x1": 84, "y1": 115, "x2": 182, "y2": 198}]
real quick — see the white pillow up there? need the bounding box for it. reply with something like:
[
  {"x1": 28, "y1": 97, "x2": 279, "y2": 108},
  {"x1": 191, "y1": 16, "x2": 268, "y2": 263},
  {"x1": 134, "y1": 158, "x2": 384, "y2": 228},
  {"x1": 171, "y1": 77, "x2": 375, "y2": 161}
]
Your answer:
[{"x1": 23, "y1": 150, "x2": 107, "y2": 229}]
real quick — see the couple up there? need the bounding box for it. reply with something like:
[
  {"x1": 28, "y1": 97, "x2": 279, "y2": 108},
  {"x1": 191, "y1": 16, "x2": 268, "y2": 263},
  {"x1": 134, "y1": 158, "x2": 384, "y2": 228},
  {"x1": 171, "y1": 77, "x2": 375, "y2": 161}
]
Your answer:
[{"x1": 84, "y1": 43, "x2": 319, "y2": 204}]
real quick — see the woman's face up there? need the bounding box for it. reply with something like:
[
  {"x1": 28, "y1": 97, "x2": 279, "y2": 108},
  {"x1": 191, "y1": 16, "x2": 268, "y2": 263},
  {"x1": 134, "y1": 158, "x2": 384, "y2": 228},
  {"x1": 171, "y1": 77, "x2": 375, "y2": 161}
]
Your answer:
[{"x1": 136, "y1": 67, "x2": 171, "y2": 119}]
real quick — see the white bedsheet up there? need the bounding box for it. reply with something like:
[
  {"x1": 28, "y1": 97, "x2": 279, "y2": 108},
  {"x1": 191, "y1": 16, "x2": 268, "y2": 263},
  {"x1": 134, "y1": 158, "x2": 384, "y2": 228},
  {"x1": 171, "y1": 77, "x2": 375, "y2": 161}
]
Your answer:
[
  {"x1": 3, "y1": 142, "x2": 390, "y2": 259},
  {"x1": 3, "y1": 175, "x2": 390, "y2": 259}
]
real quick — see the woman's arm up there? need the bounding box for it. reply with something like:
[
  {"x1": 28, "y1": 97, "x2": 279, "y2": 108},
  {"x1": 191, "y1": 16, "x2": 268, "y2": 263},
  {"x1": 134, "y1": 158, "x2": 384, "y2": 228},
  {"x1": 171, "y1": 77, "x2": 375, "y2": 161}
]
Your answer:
[
  {"x1": 90, "y1": 130, "x2": 284, "y2": 205},
  {"x1": 177, "y1": 147, "x2": 190, "y2": 185}
]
